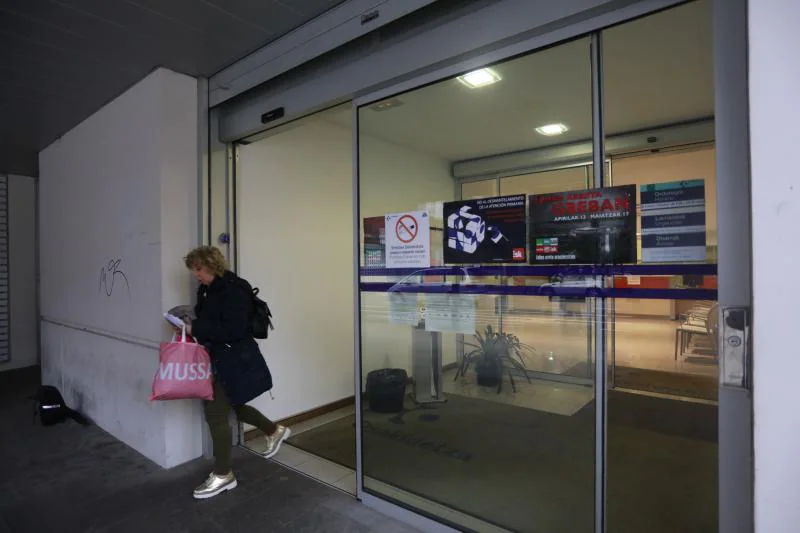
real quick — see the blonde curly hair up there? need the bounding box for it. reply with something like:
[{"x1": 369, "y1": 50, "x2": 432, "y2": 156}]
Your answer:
[{"x1": 184, "y1": 246, "x2": 227, "y2": 277}]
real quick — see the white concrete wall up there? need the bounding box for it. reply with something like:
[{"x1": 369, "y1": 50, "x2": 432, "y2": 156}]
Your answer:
[
  {"x1": 0, "y1": 175, "x2": 38, "y2": 372},
  {"x1": 749, "y1": 0, "x2": 800, "y2": 531},
  {"x1": 159, "y1": 71, "x2": 205, "y2": 465},
  {"x1": 238, "y1": 116, "x2": 355, "y2": 422},
  {"x1": 38, "y1": 68, "x2": 202, "y2": 469}
]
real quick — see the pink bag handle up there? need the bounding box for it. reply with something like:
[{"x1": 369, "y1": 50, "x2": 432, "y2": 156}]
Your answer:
[{"x1": 170, "y1": 325, "x2": 192, "y2": 343}]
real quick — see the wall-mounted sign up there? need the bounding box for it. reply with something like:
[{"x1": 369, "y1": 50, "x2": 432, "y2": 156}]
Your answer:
[
  {"x1": 363, "y1": 216, "x2": 386, "y2": 268},
  {"x1": 640, "y1": 180, "x2": 707, "y2": 263},
  {"x1": 529, "y1": 186, "x2": 637, "y2": 264},
  {"x1": 385, "y1": 211, "x2": 431, "y2": 269},
  {"x1": 443, "y1": 195, "x2": 527, "y2": 264}
]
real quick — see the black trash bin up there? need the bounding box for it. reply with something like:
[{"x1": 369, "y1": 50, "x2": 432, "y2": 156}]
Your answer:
[{"x1": 366, "y1": 368, "x2": 407, "y2": 413}]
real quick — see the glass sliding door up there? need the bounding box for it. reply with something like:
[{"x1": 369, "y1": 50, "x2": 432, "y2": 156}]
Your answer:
[
  {"x1": 358, "y1": 37, "x2": 596, "y2": 533},
  {"x1": 602, "y1": 1, "x2": 719, "y2": 531},
  {"x1": 353, "y1": 1, "x2": 749, "y2": 532}
]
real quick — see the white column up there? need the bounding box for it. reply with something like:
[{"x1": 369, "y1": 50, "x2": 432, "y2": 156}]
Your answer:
[{"x1": 749, "y1": 1, "x2": 800, "y2": 531}]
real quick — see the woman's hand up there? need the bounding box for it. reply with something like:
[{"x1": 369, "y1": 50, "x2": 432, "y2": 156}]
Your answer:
[{"x1": 184, "y1": 321, "x2": 193, "y2": 337}]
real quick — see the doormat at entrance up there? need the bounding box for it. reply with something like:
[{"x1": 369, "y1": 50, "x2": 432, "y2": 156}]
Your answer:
[
  {"x1": 285, "y1": 392, "x2": 717, "y2": 533},
  {"x1": 568, "y1": 362, "x2": 718, "y2": 401}
]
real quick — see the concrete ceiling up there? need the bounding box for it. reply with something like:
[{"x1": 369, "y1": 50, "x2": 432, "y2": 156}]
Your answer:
[
  {"x1": 351, "y1": 0, "x2": 713, "y2": 162},
  {"x1": 0, "y1": 0, "x2": 345, "y2": 176}
]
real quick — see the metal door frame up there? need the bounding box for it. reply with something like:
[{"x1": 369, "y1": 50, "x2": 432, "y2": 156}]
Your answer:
[{"x1": 713, "y1": 0, "x2": 753, "y2": 531}]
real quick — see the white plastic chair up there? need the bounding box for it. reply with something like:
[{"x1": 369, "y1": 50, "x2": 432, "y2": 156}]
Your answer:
[{"x1": 674, "y1": 302, "x2": 718, "y2": 361}]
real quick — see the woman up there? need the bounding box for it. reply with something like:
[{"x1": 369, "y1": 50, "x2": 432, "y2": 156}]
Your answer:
[{"x1": 182, "y1": 246, "x2": 290, "y2": 500}]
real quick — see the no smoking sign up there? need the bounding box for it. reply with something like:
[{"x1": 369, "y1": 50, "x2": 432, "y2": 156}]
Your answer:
[
  {"x1": 395, "y1": 214, "x2": 419, "y2": 243},
  {"x1": 384, "y1": 210, "x2": 431, "y2": 269}
]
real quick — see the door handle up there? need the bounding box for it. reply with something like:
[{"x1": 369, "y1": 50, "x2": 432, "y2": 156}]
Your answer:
[{"x1": 720, "y1": 306, "x2": 750, "y2": 390}]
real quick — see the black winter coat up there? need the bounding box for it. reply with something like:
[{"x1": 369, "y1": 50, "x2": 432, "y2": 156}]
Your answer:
[
  {"x1": 192, "y1": 271, "x2": 273, "y2": 405},
  {"x1": 192, "y1": 271, "x2": 253, "y2": 346}
]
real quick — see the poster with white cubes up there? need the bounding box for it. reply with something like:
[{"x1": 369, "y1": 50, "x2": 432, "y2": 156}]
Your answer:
[
  {"x1": 384, "y1": 211, "x2": 431, "y2": 269},
  {"x1": 443, "y1": 195, "x2": 527, "y2": 264}
]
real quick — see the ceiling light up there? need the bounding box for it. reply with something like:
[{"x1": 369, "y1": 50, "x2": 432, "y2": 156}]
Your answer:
[
  {"x1": 535, "y1": 123, "x2": 569, "y2": 136},
  {"x1": 370, "y1": 98, "x2": 404, "y2": 112},
  {"x1": 457, "y1": 68, "x2": 501, "y2": 88}
]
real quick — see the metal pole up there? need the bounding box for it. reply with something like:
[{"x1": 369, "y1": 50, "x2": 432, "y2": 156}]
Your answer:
[
  {"x1": 714, "y1": 0, "x2": 754, "y2": 530},
  {"x1": 590, "y1": 31, "x2": 607, "y2": 533},
  {"x1": 352, "y1": 105, "x2": 365, "y2": 498}
]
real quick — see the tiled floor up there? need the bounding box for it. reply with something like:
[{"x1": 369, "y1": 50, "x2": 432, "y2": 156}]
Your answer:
[
  {"x1": 270, "y1": 445, "x2": 356, "y2": 492},
  {"x1": 443, "y1": 369, "x2": 594, "y2": 415},
  {"x1": 0, "y1": 367, "x2": 421, "y2": 533},
  {"x1": 497, "y1": 311, "x2": 718, "y2": 378}
]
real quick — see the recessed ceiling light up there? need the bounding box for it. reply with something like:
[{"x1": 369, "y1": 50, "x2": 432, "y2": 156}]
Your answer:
[
  {"x1": 370, "y1": 98, "x2": 404, "y2": 112},
  {"x1": 535, "y1": 123, "x2": 569, "y2": 136},
  {"x1": 457, "y1": 68, "x2": 501, "y2": 88}
]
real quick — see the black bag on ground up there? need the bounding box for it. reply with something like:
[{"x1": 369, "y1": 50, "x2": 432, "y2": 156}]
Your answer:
[
  {"x1": 211, "y1": 339, "x2": 273, "y2": 406},
  {"x1": 366, "y1": 369, "x2": 407, "y2": 413},
  {"x1": 35, "y1": 386, "x2": 90, "y2": 426}
]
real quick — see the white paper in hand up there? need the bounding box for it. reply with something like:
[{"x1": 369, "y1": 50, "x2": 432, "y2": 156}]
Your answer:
[{"x1": 163, "y1": 313, "x2": 186, "y2": 329}]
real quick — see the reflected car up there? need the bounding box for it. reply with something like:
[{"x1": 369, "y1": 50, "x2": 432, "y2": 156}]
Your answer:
[
  {"x1": 387, "y1": 267, "x2": 475, "y2": 294},
  {"x1": 540, "y1": 268, "x2": 604, "y2": 298}
]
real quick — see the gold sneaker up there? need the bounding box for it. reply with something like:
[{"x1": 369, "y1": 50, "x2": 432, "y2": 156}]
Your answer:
[
  {"x1": 262, "y1": 425, "x2": 291, "y2": 459},
  {"x1": 193, "y1": 472, "x2": 237, "y2": 500}
]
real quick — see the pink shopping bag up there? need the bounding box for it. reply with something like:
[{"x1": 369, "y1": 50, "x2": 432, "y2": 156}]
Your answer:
[{"x1": 150, "y1": 328, "x2": 214, "y2": 401}]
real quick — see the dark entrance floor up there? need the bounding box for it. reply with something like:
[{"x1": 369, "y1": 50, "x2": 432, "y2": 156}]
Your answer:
[
  {"x1": 0, "y1": 366, "x2": 419, "y2": 533},
  {"x1": 568, "y1": 361, "x2": 718, "y2": 401},
  {"x1": 288, "y1": 388, "x2": 717, "y2": 533}
]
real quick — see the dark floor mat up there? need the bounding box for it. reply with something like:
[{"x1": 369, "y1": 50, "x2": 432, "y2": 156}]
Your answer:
[
  {"x1": 603, "y1": 387, "x2": 718, "y2": 442},
  {"x1": 287, "y1": 391, "x2": 717, "y2": 533},
  {"x1": 570, "y1": 362, "x2": 718, "y2": 401},
  {"x1": 287, "y1": 418, "x2": 357, "y2": 469}
]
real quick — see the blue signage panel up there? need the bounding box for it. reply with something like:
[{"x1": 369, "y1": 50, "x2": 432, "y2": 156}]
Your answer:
[{"x1": 640, "y1": 180, "x2": 707, "y2": 263}]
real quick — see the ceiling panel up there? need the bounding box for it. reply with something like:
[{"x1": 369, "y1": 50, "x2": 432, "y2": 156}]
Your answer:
[
  {"x1": 348, "y1": 0, "x2": 713, "y2": 163},
  {"x1": 0, "y1": 0, "x2": 346, "y2": 176},
  {"x1": 129, "y1": 0, "x2": 280, "y2": 39}
]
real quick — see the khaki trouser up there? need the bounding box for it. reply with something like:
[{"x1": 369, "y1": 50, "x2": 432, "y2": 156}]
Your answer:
[{"x1": 204, "y1": 378, "x2": 277, "y2": 474}]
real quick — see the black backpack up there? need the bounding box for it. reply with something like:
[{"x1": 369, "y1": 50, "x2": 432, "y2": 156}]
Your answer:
[
  {"x1": 231, "y1": 277, "x2": 274, "y2": 339},
  {"x1": 249, "y1": 287, "x2": 274, "y2": 339},
  {"x1": 34, "y1": 386, "x2": 90, "y2": 427}
]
